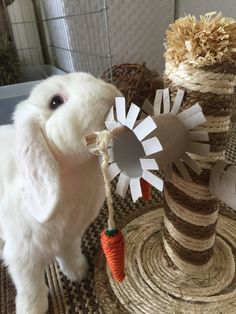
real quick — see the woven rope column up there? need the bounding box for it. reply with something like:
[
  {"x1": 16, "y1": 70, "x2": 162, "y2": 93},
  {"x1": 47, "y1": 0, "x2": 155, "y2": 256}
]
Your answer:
[{"x1": 162, "y1": 14, "x2": 236, "y2": 273}]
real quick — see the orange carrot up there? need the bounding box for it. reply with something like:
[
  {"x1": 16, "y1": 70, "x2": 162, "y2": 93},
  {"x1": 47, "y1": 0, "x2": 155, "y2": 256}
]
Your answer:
[
  {"x1": 141, "y1": 178, "x2": 151, "y2": 200},
  {"x1": 100, "y1": 229, "x2": 125, "y2": 282}
]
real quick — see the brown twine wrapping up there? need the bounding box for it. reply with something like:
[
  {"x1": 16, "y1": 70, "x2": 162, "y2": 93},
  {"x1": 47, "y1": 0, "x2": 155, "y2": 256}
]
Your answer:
[
  {"x1": 164, "y1": 200, "x2": 217, "y2": 239},
  {"x1": 163, "y1": 62, "x2": 234, "y2": 271},
  {"x1": 163, "y1": 227, "x2": 214, "y2": 265},
  {"x1": 209, "y1": 132, "x2": 229, "y2": 152},
  {"x1": 165, "y1": 181, "x2": 218, "y2": 215},
  {"x1": 166, "y1": 79, "x2": 234, "y2": 117},
  {"x1": 177, "y1": 165, "x2": 210, "y2": 185}
]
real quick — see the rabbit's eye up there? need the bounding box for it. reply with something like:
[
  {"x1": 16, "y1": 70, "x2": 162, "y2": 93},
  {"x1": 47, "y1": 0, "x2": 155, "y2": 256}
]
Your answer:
[{"x1": 49, "y1": 95, "x2": 65, "y2": 110}]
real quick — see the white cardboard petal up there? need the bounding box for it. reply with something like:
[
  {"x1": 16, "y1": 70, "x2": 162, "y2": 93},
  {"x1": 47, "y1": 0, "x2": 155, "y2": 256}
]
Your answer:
[
  {"x1": 181, "y1": 112, "x2": 207, "y2": 130},
  {"x1": 105, "y1": 120, "x2": 121, "y2": 131},
  {"x1": 177, "y1": 103, "x2": 202, "y2": 120},
  {"x1": 210, "y1": 160, "x2": 230, "y2": 192},
  {"x1": 107, "y1": 162, "x2": 121, "y2": 181},
  {"x1": 210, "y1": 161, "x2": 236, "y2": 210},
  {"x1": 142, "y1": 137, "x2": 163, "y2": 155},
  {"x1": 174, "y1": 160, "x2": 192, "y2": 182},
  {"x1": 142, "y1": 99, "x2": 154, "y2": 115},
  {"x1": 154, "y1": 89, "x2": 163, "y2": 115},
  {"x1": 182, "y1": 153, "x2": 202, "y2": 175},
  {"x1": 142, "y1": 170, "x2": 163, "y2": 192},
  {"x1": 115, "y1": 97, "x2": 126, "y2": 124},
  {"x1": 171, "y1": 89, "x2": 185, "y2": 115},
  {"x1": 106, "y1": 106, "x2": 114, "y2": 121},
  {"x1": 163, "y1": 88, "x2": 170, "y2": 113},
  {"x1": 223, "y1": 167, "x2": 236, "y2": 193},
  {"x1": 108, "y1": 148, "x2": 114, "y2": 163},
  {"x1": 130, "y1": 177, "x2": 142, "y2": 202},
  {"x1": 133, "y1": 116, "x2": 157, "y2": 141},
  {"x1": 210, "y1": 160, "x2": 236, "y2": 193},
  {"x1": 116, "y1": 173, "x2": 130, "y2": 198},
  {"x1": 140, "y1": 158, "x2": 159, "y2": 170},
  {"x1": 189, "y1": 130, "x2": 209, "y2": 142},
  {"x1": 187, "y1": 142, "x2": 210, "y2": 157},
  {"x1": 125, "y1": 103, "x2": 140, "y2": 130}
]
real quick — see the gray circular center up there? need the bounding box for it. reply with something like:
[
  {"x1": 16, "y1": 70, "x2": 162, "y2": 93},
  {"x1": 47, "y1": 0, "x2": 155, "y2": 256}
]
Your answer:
[{"x1": 113, "y1": 127, "x2": 145, "y2": 178}]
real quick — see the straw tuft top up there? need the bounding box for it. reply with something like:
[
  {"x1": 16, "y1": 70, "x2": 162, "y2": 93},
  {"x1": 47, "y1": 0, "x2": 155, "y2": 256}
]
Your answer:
[{"x1": 165, "y1": 12, "x2": 236, "y2": 67}]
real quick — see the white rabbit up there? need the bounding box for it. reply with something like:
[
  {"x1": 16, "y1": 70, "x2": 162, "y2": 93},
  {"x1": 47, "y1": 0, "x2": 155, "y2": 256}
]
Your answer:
[{"x1": 0, "y1": 72, "x2": 121, "y2": 314}]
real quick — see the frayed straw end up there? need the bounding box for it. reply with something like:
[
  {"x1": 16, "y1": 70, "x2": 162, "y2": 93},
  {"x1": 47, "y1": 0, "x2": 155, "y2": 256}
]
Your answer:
[{"x1": 165, "y1": 12, "x2": 236, "y2": 67}]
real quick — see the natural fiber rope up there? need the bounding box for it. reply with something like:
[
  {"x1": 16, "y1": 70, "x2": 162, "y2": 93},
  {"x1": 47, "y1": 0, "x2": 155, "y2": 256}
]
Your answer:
[
  {"x1": 163, "y1": 216, "x2": 215, "y2": 251},
  {"x1": 95, "y1": 130, "x2": 115, "y2": 231},
  {"x1": 164, "y1": 201, "x2": 217, "y2": 239},
  {"x1": 166, "y1": 62, "x2": 236, "y2": 94},
  {"x1": 165, "y1": 181, "x2": 218, "y2": 214},
  {"x1": 167, "y1": 81, "x2": 234, "y2": 117},
  {"x1": 164, "y1": 189, "x2": 218, "y2": 226},
  {"x1": 163, "y1": 57, "x2": 234, "y2": 269},
  {"x1": 101, "y1": 209, "x2": 236, "y2": 313},
  {"x1": 199, "y1": 115, "x2": 231, "y2": 132},
  {"x1": 189, "y1": 151, "x2": 225, "y2": 163},
  {"x1": 162, "y1": 237, "x2": 213, "y2": 273},
  {"x1": 171, "y1": 171, "x2": 214, "y2": 200}
]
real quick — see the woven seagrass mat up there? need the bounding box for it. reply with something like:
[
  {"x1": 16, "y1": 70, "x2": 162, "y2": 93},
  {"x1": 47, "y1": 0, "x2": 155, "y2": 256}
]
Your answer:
[{"x1": 1, "y1": 123, "x2": 236, "y2": 314}]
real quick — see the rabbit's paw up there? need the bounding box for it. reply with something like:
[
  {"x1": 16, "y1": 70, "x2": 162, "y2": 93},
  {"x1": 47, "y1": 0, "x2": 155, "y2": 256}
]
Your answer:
[
  {"x1": 16, "y1": 292, "x2": 48, "y2": 314},
  {"x1": 60, "y1": 254, "x2": 89, "y2": 282}
]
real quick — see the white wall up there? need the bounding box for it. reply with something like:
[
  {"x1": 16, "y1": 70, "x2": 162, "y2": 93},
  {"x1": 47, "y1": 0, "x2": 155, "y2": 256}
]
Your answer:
[
  {"x1": 112, "y1": 0, "x2": 236, "y2": 73},
  {"x1": 38, "y1": 0, "x2": 236, "y2": 76},
  {"x1": 176, "y1": 0, "x2": 236, "y2": 20},
  {"x1": 107, "y1": 0, "x2": 175, "y2": 73}
]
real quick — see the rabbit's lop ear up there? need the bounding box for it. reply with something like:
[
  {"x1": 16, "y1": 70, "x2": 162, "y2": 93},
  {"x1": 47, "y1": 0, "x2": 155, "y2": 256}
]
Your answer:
[{"x1": 15, "y1": 105, "x2": 60, "y2": 223}]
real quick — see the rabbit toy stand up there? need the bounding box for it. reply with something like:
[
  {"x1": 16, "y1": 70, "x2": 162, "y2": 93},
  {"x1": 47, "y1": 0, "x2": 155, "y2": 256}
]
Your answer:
[{"x1": 93, "y1": 13, "x2": 236, "y2": 314}]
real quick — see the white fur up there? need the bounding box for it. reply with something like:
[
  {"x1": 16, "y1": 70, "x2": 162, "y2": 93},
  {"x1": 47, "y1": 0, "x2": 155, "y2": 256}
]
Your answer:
[{"x1": 0, "y1": 72, "x2": 121, "y2": 314}]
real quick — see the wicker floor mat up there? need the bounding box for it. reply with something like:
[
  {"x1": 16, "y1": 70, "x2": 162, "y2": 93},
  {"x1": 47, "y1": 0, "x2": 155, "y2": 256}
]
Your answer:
[{"x1": 0, "y1": 124, "x2": 235, "y2": 314}]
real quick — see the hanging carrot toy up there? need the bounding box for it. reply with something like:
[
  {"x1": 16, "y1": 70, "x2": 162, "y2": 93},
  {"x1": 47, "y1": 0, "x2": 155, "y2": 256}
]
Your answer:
[
  {"x1": 83, "y1": 97, "x2": 165, "y2": 281},
  {"x1": 96, "y1": 130, "x2": 125, "y2": 282}
]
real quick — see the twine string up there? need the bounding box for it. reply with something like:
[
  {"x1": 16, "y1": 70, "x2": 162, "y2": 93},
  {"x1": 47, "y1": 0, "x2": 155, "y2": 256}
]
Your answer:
[{"x1": 96, "y1": 130, "x2": 115, "y2": 231}]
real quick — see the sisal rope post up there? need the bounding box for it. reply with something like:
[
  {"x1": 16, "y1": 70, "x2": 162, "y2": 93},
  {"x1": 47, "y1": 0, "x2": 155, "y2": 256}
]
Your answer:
[
  {"x1": 95, "y1": 131, "x2": 125, "y2": 282},
  {"x1": 162, "y1": 13, "x2": 236, "y2": 273}
]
